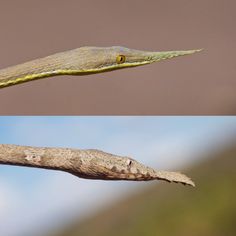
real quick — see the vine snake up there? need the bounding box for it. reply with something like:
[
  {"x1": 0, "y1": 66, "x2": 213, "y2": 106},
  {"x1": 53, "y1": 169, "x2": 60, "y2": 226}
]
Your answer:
[
  {"x1": 0, "y1": 144, "x2": 194, "y2": 186},
  {"x1": 0, "y1": 46, "x2": 201, "y2": 88}
]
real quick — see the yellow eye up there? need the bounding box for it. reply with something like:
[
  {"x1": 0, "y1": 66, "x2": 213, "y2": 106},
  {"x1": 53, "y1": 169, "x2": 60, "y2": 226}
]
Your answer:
[{"x1": 116, "y1": 55, "x2": 126, "y2": 64}]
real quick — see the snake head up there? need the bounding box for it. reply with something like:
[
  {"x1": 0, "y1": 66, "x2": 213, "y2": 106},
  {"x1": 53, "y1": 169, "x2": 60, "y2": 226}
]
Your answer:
[
  {"x1": 69, "y1": 149, "x2": 195, "y2": 186},
  {"x1": 72, "y1": 46, "x2": 202, "y2": 74}
]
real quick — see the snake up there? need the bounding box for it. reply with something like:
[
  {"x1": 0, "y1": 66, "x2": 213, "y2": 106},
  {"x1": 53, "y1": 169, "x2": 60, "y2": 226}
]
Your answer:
[
  {"x1": 0, "y1": 144, "x2": 195, "y2": 186},
  {"x1": 0, "y1": 46, "x2": 201, "y2": 88}
]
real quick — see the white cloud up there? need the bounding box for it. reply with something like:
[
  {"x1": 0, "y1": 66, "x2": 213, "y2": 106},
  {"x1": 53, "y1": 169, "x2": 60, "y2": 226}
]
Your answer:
[{"x1": 0, "y1": 179, "x2": 24, "y2": 236}]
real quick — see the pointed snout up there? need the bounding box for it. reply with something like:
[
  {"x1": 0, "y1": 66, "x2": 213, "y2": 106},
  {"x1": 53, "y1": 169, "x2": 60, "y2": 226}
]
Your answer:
[
  {"x1": 145, "y1": 48, "x2": 203, "y2": 63},
  {"x1": 122, "y1": 48, "x2": 202, "y2": 68}
]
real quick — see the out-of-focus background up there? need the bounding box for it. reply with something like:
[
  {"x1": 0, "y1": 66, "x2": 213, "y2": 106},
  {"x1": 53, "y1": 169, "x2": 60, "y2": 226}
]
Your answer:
[
  {"x1": 0, "y1": 0, "x2": 235, "y2": 115},
  {"x1": 0, "y1": 116, "x2": 235, "y2": 236}
]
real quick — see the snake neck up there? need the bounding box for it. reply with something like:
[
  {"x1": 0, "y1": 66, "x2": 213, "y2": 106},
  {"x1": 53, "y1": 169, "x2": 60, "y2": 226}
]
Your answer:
[
  {"x1": 0, "y1": 144, "x2": 79, "y2": 171},
  {"x1": 0, "y1": 49, "x2": 83, "y2": 88}
]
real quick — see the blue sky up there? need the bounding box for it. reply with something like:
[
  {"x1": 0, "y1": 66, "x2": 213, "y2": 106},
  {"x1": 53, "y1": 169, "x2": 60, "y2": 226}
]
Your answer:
[{"x1": 0, "y1": 116, "x2": 235, "y2": 236}]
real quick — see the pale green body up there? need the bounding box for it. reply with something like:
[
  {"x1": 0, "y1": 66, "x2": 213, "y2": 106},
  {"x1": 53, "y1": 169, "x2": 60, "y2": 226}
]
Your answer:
[{"x1": 0, "y1": 46, "x2": 201, "y2": 88}]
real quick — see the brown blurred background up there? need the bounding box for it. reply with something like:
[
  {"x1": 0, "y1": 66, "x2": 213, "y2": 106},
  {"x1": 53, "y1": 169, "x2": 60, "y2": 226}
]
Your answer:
[{"x1": 0, "y1": 0, "x2": 235, "y2": 115}]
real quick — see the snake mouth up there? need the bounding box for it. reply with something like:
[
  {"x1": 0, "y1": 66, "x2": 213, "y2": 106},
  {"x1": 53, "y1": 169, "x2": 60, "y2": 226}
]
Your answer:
[{"x1": 103, "y1": 160, "x2": 156, "y2": 181}]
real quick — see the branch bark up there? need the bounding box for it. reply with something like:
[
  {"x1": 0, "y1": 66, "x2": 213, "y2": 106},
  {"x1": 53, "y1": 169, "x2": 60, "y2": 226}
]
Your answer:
[{"x1": 0, "y1": 144, "x2": 195, "y2": 186}]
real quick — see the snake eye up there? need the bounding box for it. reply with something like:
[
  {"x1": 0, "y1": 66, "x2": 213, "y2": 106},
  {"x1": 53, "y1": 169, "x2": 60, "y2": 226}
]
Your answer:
[
  {"x1": 116, "y1": 55, "x2": 126, "y2": 64},
  {"x1": 127, "y1": 159, "x2": 132, "y2": 167}
]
